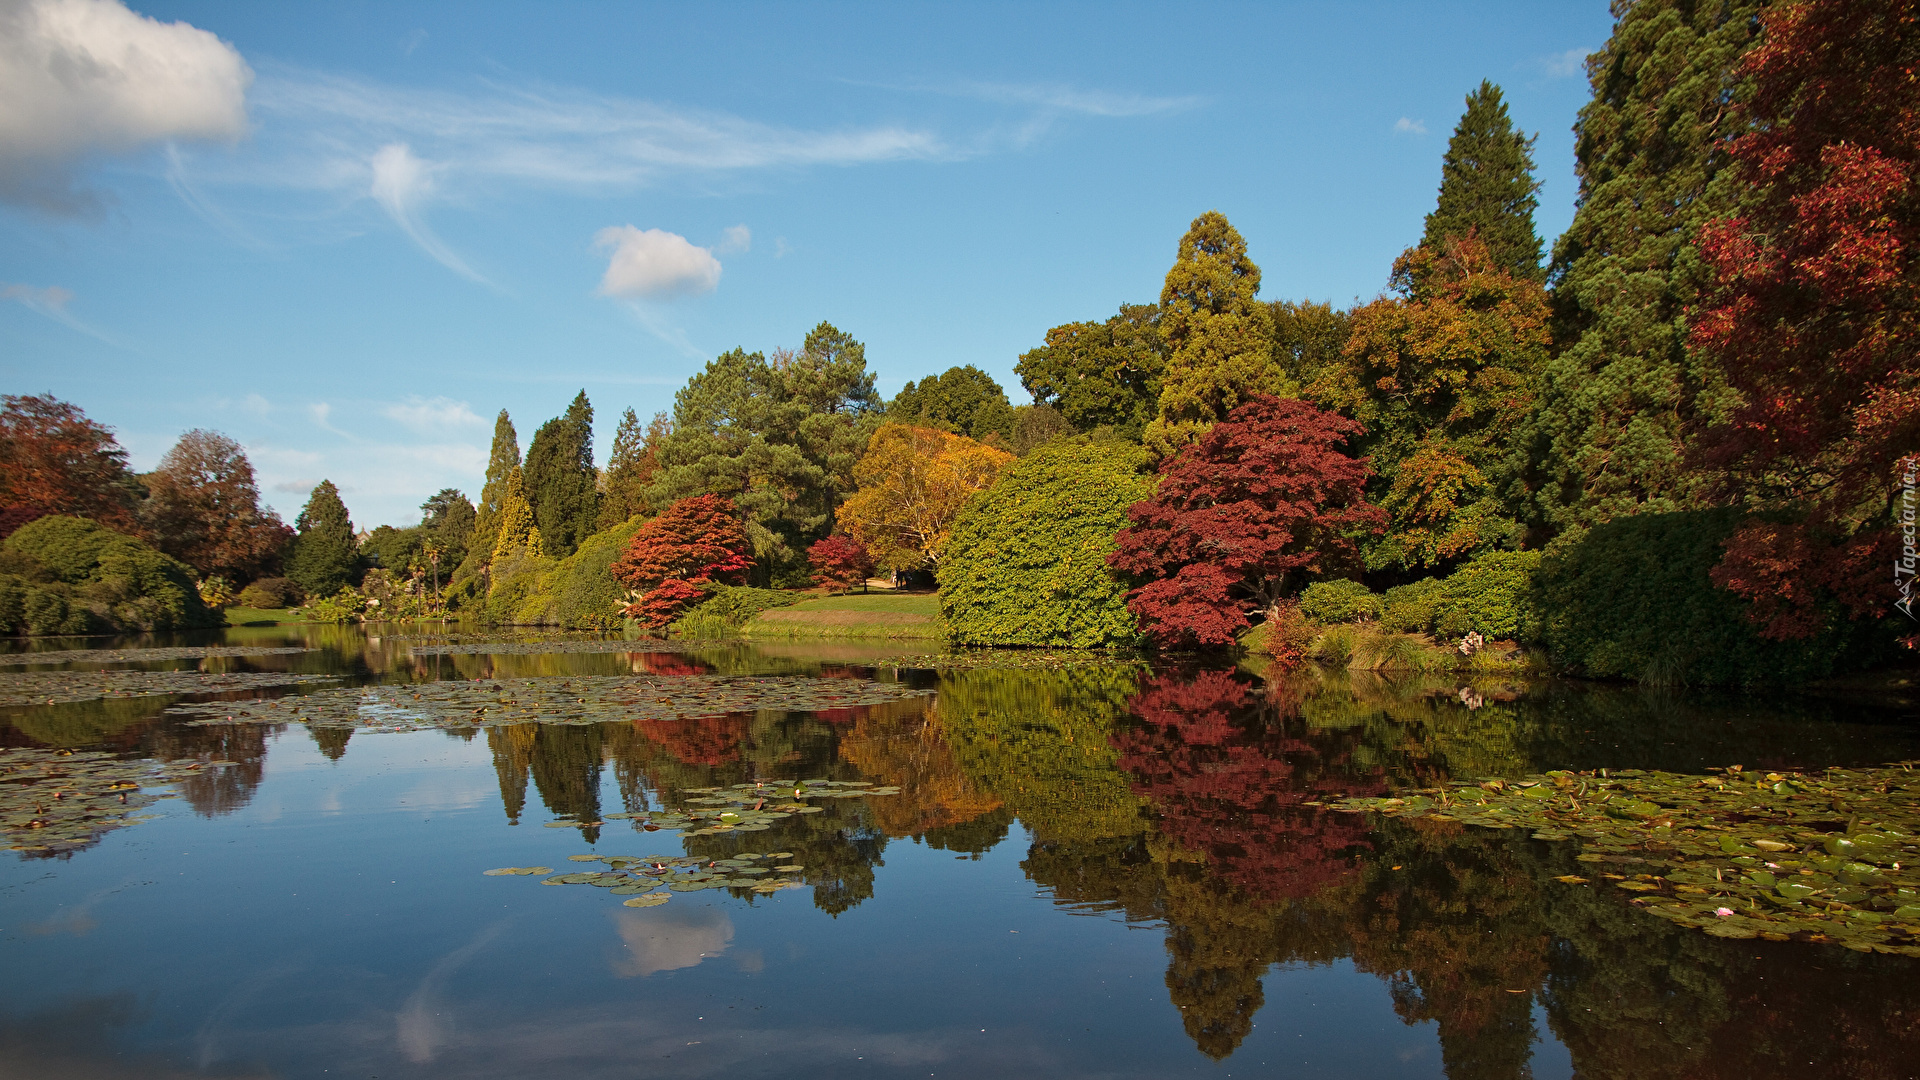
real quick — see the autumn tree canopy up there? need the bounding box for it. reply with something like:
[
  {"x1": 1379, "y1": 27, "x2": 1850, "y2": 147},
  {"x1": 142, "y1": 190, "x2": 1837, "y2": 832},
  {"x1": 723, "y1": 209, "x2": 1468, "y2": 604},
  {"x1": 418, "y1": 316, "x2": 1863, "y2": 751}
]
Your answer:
[
  {"x1": 0, "y1": 394, "x2": 142, "y2": 537},
  {"x1": 610, "y1": 494, "x2": 751, "y2": 626},
  {"x1": 1110, "y1": 396, "x2": 1384, "y2": 649},
  {"x1": 139, "y1": 429, "x2": 291, "y2": 584},
  {"x1": 837, "y1": 424, "x2": 1015, "y2": 573},
  {"x1": 1691, "y1": 0, "x2": 1920, "y2": 639},
  {"x1": 807, "y1": 534, "x2": 873, "y2": 593}
]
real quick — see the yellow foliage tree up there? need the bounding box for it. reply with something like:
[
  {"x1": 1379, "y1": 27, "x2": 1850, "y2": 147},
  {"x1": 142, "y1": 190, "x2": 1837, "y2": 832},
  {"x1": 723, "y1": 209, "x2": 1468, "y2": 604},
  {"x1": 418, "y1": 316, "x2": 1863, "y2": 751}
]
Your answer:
[
  {"x1": 491, "y1": 465, "x2": 543, "y2": 562},
  {"x1": 838, "y1": 424, "x2": 1013, "y2": 573}
]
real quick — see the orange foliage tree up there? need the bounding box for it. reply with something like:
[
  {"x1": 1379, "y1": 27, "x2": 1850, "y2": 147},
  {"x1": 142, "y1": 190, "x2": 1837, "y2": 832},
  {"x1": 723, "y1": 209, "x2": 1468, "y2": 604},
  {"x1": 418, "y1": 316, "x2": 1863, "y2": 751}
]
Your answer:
[
  {"x1": 609, "y1": 494, "x2": 751, "y2": 627},
  {"x1": 837, "y1": 424, "x2": 1014, "y2": 573},
  {"x1": 0, "y1": 394, "x2": 141, "y2": 537}
]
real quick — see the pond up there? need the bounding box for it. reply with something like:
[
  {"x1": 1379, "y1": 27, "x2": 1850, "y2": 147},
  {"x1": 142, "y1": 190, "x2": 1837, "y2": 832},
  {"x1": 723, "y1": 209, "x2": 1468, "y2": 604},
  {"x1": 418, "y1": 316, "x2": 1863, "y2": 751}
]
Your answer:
[{"x1": 2, "y1": 626, "x2": 1917, "y2": 1080}]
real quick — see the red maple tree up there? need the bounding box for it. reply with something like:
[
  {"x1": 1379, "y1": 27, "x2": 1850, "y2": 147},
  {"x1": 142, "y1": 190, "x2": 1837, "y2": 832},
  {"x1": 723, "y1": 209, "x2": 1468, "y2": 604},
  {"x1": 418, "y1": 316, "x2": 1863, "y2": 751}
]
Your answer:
[
  {"x1": 0, "y1": 394, "x2": 141, "y2": 536},
  {"x1": 1109, "y1": 396, "x2": 1384, "y2": 649},
  {"x1": 808, "y1": 534, "x2": 873, "y2": 593},
  {"x1": 610, "y1": 495, "x2": 752, "y2": 627},
  {"x1": 1691, "y1": 0, "x2": 1920, "y2": 638}
]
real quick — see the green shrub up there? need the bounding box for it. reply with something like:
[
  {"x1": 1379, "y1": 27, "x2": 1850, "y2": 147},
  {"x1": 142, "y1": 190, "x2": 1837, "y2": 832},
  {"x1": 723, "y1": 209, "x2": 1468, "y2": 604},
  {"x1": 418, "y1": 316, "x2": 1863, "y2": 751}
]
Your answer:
[
  {"x1": 237, "y1": 577, "x2": 303, "y2": 609},
  {"x1": 1380, "y1": 577, "x2": 1444, "y2": 633},
  {"x1": 675, "y1": 585, "x2": 800, "y2": 632},
  {"x1": 1299, "y1": 578, "x2": 1382, "y2": 624},
  {"x1": 942, "y1": 439, "x2": 1157, "y2": 647},
  {"x1": 1434, "y1": 551, "x2": 1542, "y2": 640},
  {"x1": 306, "y1": 587, "x2": 367, "y2": 624},
  {"x1": 517, "y1": 516, "x2": 648, "y2": 629},
  {"x1": 0, "y1": 516, "x2": 217, "y2": 635},
  {"x1": 1533, "y1": 509, "x2": 1892, "y2": 685}
]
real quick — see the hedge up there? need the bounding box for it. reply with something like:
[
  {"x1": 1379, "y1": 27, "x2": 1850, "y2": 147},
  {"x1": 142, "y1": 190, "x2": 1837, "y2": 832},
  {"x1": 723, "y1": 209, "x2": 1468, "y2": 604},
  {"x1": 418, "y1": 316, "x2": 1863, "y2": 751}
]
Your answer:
[{"x1": 0, "y1": 515, "x2": 219, "y2": 635}]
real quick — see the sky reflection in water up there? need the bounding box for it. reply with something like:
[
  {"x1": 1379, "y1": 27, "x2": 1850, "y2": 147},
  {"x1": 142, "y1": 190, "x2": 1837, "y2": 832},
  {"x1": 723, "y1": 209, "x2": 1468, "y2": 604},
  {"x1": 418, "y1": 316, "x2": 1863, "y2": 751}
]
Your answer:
[{"x1": 2, "y1": 628, "x2": 1918, "y2": 1079}]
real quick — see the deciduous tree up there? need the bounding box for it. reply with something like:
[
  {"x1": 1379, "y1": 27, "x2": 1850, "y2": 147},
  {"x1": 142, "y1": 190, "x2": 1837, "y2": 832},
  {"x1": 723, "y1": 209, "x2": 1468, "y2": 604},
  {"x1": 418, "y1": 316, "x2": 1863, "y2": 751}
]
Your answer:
[
  {"x1": 1016, "y1": 303, "x2": 1165, "y2": 440},
  {"x1": 807, "y1": 534, "x2": 873, "y2": 593},
  {"x1": 1110, "y1": 397, "x2": 1384, "y2": 649},
  {"x1": 610, "y1": 494, "x2": 752, "y2": 625},
  {"x1": 139, "y1": 430, "x2": 291, "y2": 583},
  {"x1": 1690, "y1": 0, "x2": 1920, "y2": 639},
  {"x1": 0, "y1": 394, "x2": 141, "y2": 536},
  {"x1": 838, "y1": 424, "x2": 1015, "y2": 573},
  {"x1": 889, "y1": 365, "x2": 1015, "y2": 444}
]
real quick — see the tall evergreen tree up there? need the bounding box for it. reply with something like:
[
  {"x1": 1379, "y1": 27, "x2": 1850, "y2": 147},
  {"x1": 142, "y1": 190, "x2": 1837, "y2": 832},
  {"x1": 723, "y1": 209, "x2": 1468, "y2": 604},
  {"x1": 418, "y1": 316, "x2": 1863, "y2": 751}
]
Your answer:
[
  {"x1": 523, "y1": 390, "x2": 598, "y2": 558},
  {"x1": 491, "y1": 466, "x2": 542, "y2": 561},
  {"x1": 470, "y1": 410, "x2": 520, "y2": 558},
  {"x1": 1145, "y1": 212, "x2": 1280, "y2": 456},
  {"x1": 1514, "y1": 0, "x2": 1767, "y2": 533},
  {"x1": 1422, "y1": 81, "x2": 1545, "y2": 281},
  {"x1": 285, "y1": 480, "x2": 357, "y2": 597},
  {"x1": 596, "y1": 407, "x2": 664, "y2": 530}
]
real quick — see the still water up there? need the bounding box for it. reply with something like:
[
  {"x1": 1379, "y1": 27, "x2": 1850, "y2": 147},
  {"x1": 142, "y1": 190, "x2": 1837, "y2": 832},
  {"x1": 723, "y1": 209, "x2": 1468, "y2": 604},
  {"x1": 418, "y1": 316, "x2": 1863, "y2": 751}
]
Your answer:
[{"x1": 2, "y1": 626, "x2": 1917, "y2": 1079}]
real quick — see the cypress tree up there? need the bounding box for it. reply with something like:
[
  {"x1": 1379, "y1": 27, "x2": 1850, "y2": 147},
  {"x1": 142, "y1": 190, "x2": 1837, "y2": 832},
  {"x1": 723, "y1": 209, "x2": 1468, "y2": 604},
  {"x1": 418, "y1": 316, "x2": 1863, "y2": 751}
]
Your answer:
[
  {"x1": 1421, "y1": 81, "x2": 1544, "y2": 281},
  {"x1": 596, "y1": 407, "x2": 660, "y2": 530},
  {"x1": 1514, "y1": 0, "x2": 1766, "y2": 532},
  {"x1": 491, "y1": 466, "x2": 542, "y2": 561},
  {"x1": 1145, "y1": 211, "x2": 1280, "y2": 456},
  {"x1": 523, "y1": 391, "x2": 597, "y2": 558},
  {"x1": 285, "y1": 480, "x2": 357, "y2": 597},
  {"x1": 470, "y1": 410, "x2": 519, "y2": 558}
]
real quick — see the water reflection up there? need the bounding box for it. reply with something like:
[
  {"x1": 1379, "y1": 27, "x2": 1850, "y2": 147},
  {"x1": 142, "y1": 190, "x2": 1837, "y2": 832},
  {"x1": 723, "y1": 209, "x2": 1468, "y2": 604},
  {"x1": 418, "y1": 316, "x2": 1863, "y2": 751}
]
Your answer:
[{"x1": 4, "y1": 632, "x2": 1920, "y2": 1077}]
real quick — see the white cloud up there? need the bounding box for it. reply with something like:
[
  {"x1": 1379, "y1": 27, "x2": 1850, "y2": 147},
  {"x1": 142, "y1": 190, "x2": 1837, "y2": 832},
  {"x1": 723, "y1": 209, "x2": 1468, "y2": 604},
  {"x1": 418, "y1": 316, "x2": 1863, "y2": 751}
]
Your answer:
[
  {"x1": 0, "y1": 280, "x2": 124, "y2": 345},
  {"x1": 716, "y1": 224, "x2": 751, "y2": 254},
  {"x1": 381, "y1": 395, "x2": 484, "y2": 433},
  {"x1": 1394, "y1": 117, "x2": 1428, "y2": 136},
  {"x1": 369, "y1": 142, "x2": 489, "y2": 283},
  {"x1": 1541, "y1": 48, "x2": 1590, "y2": 79},
  {"x1": 947, "y1": 81, "x2": 1200, "y2": 118},
  {"x1": 594, "y1": 225, "x2": 722, "y2": 299},
  {"x1": 0, "y1": 0, "x2": 251, "y2": 213}
]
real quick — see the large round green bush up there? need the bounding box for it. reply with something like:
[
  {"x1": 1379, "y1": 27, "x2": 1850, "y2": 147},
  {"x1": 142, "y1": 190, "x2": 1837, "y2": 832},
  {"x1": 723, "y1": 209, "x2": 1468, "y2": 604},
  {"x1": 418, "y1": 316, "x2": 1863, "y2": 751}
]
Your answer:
[
  {"x1": 1434, "y1": 550, "x2": 1542, "y2": 640},
  {"x1": 1298, "y1": 578, "x2": 1382, "y2": 624},
  {"x1": 1533, "y1": 509, "x2": 1890, "y2": 685},
  {"x1": 0, "y1": 515, "x2": 219, "y2": 635},
  {"x1": 941, "y1": 439, "x2": 1156, "y2": 647}
]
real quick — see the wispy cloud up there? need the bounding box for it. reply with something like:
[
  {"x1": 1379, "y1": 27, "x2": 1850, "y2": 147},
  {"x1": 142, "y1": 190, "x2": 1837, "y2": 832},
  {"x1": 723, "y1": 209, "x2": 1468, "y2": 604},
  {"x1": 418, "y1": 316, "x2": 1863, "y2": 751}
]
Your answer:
[
  {"x1": 1394, "y1": 117, "x2": 1428, "y2": 136},
  {"x1": 1539, "y1": 48, "x2": 1591, "y2": 79},
  {"x1": 369, "y1": 142, "x2": 490, "y2": 283},
  {"x1": 716, "y1": 224, "x2": 751, "y2": 255},
  {"x1": 943, "y1": 81, "x2": 1202, "y2": 118},
  {"x1": 0, "y1": 282, "x2": 125, "y2": 347},
  {"x1": 381, "y1": 395, "x2": 485, "y2": 433},
  {"x1": 595, "y1": 226, "x2": 722, "y2": 299}
]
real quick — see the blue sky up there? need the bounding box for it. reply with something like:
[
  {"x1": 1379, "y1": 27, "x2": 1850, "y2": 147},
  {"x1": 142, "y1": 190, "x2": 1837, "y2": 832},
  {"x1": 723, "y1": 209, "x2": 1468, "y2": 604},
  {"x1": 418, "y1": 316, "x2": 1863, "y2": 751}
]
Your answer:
[{"x1": 1, "y1": 0, "x2": 1614, "y2": 528}]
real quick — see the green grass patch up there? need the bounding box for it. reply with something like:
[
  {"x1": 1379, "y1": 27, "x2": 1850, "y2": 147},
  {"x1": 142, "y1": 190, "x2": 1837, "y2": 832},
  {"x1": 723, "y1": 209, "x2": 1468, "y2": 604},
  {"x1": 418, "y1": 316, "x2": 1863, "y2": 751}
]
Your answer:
[
  {"x1": 742, "y1": 591, "x2": 945, "y2": 640},
  {"x1": 782, "y1": 592, "x2": 941, "y2": 614},
  {"x1": 223, "y1": 606, "x2": 316, "y2": 626}
]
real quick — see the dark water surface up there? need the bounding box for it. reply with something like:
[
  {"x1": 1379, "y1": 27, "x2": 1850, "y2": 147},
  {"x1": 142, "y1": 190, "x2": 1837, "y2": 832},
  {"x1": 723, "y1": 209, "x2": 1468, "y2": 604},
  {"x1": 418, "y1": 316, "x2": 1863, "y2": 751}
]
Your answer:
[{"x1": 3, "y1": 626, "x2": 1918, "y2": 1080}]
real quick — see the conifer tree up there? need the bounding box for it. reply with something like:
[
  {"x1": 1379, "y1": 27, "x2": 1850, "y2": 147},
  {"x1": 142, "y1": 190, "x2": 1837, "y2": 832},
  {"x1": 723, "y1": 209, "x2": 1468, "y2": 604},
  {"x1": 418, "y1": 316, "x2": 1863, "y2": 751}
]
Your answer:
[
  {"x1": 469, "y1": 410, "x2": 520, "y2": 559},
  {"x1": 1422, "y1": 82, "x2": 1544, "y2": 281},
  {"x1": 1514, "y1": 0, "x2": 1767, "y2": 532},
  {"x1": 597, "y1": 407, "x2": 663, "y2": 530},
  {"x1": 285, "y1": 480, "x2": 358, "y2": 597},
  {"x1": 1145, "y1": 212, "x2": 1280, "y2": 456},
  {"x1": 491, "y1": 466, "x2": 542, "y2": 561},
  {"x1": 523, "y1": 390, "x2": 597, "y2": 558}
]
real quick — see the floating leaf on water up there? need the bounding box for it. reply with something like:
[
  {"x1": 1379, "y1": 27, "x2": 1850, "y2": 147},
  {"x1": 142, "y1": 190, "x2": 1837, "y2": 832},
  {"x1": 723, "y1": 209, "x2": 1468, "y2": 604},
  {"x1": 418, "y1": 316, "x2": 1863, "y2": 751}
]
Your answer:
[
  {"x1": 482, "y1": 868, "x2": 520, "y2": 876},
  {"x1": 623, "y1": 893, "x2": 671, "y2": 907},
  {"x1": 566, "y1": 854, "x2": 600, "y2": 862},
  {"x1": 775, "y1": 864, "x2": 804, "y2": 873}
]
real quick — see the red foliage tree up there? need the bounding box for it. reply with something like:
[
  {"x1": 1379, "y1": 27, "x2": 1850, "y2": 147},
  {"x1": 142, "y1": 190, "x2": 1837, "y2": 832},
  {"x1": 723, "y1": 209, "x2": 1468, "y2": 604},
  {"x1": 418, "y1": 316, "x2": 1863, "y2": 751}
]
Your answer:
[
  {"x1": 808, "y1": 534, "x2": 873, "y2": 593},
  {"x1": 1108, "y1": 396, "x2": 1385, "y2": 649},
  {"x1": 1114, "y1": 669, "x2": 1387, "y2": 902},
  {"x1": 140, "y1": 429, "x2": 292, "y2": 583},
  {"x1": 0, "y1": 394, "x2": 140, "y2": 536},
  {"x1": 1691, "y1": 0, "x2": 1920, "y2": 638},
  {"x1": 610, "y1": 495, "x2": 752, "y2": 627}
]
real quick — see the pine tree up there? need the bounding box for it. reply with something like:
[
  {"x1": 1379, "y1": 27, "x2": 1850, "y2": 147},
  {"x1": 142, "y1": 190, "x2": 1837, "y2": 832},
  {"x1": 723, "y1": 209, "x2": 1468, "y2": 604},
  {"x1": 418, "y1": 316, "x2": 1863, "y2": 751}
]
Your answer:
[
  {"x1": 1145, "y1": 212, "x2": 1280, "y2": 456},
  {"x1": 597, "y1": 407, "x2": 663, "y2": 530},
  {"x1": 1421, "y1": 81, "x2": 1545, "y2": 281},
  {"x1": 491, "y1": 466, "x2": 542, "y2": 561},
  {"x1": 285, "y1": 480, "x2": 358, "y2": 597},
  {"x1": 523, "y1": 390, "x2": 598, "y2": 558},
  {"x1": 1515, "y1": 0, "x2": 1766, "y2": 532}
]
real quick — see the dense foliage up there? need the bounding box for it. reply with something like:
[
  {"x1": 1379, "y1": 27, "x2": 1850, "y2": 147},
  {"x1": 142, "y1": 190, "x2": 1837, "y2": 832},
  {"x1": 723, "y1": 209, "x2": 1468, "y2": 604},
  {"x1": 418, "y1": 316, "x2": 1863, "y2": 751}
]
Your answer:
[
  {"x1": 0, "y1": 394, "x2": 142, "y2": 536},
  {"x1": 1145, "y1": 212, "x2": 1281, "y2": 455},
  {"x1": 1016, "y1": 304, "x2": 1165, "y2": 441},
  {"x1": 942, "y1": 439, "x2": 1157, "y2": 647},
  {"x1": 888, "y1": 365, "x2": 1015, "y2": 444},
  {"x1": 1111, "y1": 397, "x2": 1384, "y2": 649},
  {"x1": 285, "y1": 481, "x2": 358, "y2": 599},
  {"x1": 1421, "y1": 80, "x2": 1544, "y2": 280},
  {"x1": 0, "y1": 516, "x2": 218, "y2": 635},
  {"x1": 838, "y1": 424, "x2": 1014, "y2": 573},
  {"x1": 611, "y1": 494, "x2": 752, "y2": 627},
  {"x1": 1297, "y1": 578, "x2": 1381, "y2": 624},
  {"x1": 140, "y1": 429, "x2": 290, "y2": 584},
  {"x1": 807, "y1": 534, "x2": 873, "y2": 593},
  {"x1": 597, "y1": 407, "x2": 664, "y2": 530},
  {"x1": 523, "y1": 391, "x2": 599, "y2": 559}
]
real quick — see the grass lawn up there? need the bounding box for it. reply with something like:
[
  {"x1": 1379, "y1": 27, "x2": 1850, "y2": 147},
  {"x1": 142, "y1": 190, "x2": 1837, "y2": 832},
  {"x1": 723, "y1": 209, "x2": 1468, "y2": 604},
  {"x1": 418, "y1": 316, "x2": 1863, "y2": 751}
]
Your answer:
[
  {"x1": 743, "y1": 590, "x2": 945, "y2": 640},
  {"x1": 222, "y1": 606, "x2": 316, "y2": 626}
]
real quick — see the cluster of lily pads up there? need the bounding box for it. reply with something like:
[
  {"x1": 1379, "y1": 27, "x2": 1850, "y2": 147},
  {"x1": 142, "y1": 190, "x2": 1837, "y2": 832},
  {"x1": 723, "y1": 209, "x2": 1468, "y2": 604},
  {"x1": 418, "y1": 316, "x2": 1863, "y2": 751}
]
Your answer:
[
  {"x1": 486, "y1": 851, "x2": 812, "y2": 907},
  {"x1": 165, "y1": 676, "x2": 932, "y2": 731},
  {"x1": 0, "y1": 669, "x2": 341, "y2": 708},
  {"x1": 1, "y1": 746, "x2": 235, "y2": 854},
  {"x1": 1321, "y1": 763, "x2": 1920, "y2": 956},
  {"x1": 405, "y1": 640, "x2": 696, "y2": 657},
  {"x1": 544, "y1": 778, "x2": 902, "y2": 835},
  {"x1": 0, "y1": 645, "x2": 314, "y2": 666}
]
